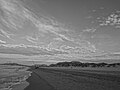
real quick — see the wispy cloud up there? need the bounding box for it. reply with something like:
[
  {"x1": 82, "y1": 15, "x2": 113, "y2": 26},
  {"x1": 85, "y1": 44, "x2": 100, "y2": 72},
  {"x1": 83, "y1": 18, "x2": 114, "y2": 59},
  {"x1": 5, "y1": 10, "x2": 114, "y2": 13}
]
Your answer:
[
  {"x1": 82, "y1": 28, "x2": 96, "y2": 33},
  {"x1": 0, "y1": 0, "x2": 98, "y2": 55},
  {"x1": 0, "y1": 0, "x2": 26, "y2": 30},
  {"x1": 0, "y1": 40, "x2": 6, "y2": 44},
  {"x1": 0, "y1": 0, "x2": 73, "y2": 42},
  {"x1": 0, "y1": 29, "x2": 14, "y2": 40},
  {"x1": 23, "y1": 8, "x2": 72, "y2": 41},
  {"x1": 53, "y1": 38, "x2": 64, "y2": 41},
  {"x1": 25, "y1": 36, "x2": 38, "y2": 44}
]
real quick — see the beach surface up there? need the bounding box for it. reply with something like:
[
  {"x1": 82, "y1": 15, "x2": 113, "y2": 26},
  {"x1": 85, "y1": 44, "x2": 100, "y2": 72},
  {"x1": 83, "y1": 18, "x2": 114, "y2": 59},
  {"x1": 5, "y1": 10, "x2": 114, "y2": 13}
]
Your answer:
[
  {"x1": 24, "y1": 67, "x2": 120, "y2": 90},
  {"x1": 24, "y1": 71, "x2": 56, "y2": 90},
  {"x1": 0, "y1": 65, "x2": 31, "y2": 90},
  {"x1": 12, "y1": 81, "x2": 29, "y2": 90}
]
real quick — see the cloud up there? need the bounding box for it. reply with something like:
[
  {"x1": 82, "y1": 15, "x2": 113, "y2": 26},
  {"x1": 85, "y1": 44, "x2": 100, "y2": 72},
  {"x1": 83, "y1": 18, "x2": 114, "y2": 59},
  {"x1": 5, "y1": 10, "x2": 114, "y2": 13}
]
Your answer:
[
  {"x1": 60, "y1": 45, "x2": 96, "y2": 54},
  {"x1": 53, "y1": 38, "x2": 64, "y2": 41},
  {"x1": 82, "y1": 28, "x2": 96, "y2": 33},
  {"x1": 0, "y1": 0, "x2": 16, "y2": 12},
  {"x1": 24, "y1": 11, "x2": 72, "y2": 41},
  {"x1": 25, "y1": 36, "x2": 38, "y2": 44},
  {"x1": 0, "y1": 0, "x2": 26, "y2": 30},
  {"x1": 0, "y1": 44, "x2": 39, "y2": 48},
  {"x1": 0, "y1": 0, "x2": 98, "y2": 55},
  {"x1": 91, "y1": 34, "x2": 111, "y2": 39},
  {"x1": 0, "y1": 44, "x2": 53, "y2": 56},
  {"x1": 99, "y1": 10, "x2": 120, "y2": 28},
  {"x1": 0, "y1": 44, "x2": 69, "y2": 56},
  {"x1": 74, "y1": 40, "x2": 96, "y2": 52},
  {"x1": 0, "y1": 40, "x2": 6, "y2": 44},
  {"x1": 0, "y1": 29, "x2": 14, "y2": 40},
  {"x1": 0, "y1": 0, "x2": 73, "y2": 42},
  {"x1": 0, "y1": 0, "x2": 73, "y2": 45},
  {"x1": 60, "y1": 45, "x2": 74, "y2": 50}
]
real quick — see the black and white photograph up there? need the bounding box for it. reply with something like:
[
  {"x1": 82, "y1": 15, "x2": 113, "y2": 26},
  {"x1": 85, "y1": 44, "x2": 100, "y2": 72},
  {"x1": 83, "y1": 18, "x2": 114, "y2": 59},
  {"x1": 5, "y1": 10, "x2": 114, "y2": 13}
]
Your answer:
[{"x1": 0, "y1": 0, "x2": 120, "y2": 90}]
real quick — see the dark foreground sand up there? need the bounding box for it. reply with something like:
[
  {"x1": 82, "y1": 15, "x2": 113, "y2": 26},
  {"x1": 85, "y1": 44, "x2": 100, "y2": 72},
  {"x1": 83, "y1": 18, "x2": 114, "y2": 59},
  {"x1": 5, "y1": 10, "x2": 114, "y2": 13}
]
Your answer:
[
  {"x1": 24, "y1": 68, "x2": 120, "y2": 90},
  {"x1": 24, "y1": 71, "x2": 56, "y2": 90}
]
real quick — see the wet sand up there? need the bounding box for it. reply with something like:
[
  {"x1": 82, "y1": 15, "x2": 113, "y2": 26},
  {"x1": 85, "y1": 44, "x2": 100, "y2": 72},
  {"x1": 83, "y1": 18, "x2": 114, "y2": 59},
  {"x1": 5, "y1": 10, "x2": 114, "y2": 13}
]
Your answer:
[
  {"x1": 24, "y1": 68, "x2": 120, "y2": 90},
  {"x1": 24, "y1": 71, "x2": 56, "y2": 90}
]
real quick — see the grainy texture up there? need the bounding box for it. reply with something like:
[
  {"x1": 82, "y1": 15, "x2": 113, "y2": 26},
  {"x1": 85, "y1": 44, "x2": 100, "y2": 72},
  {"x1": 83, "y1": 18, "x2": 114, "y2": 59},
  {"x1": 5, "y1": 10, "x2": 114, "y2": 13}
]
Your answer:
[
  {"x1": 24, "y1": 71, "x2": 56, "y2": 90},
  {"x1": 0, "y1": 65, "x2": 31, "y2": 90},
  {"x1": 25, "y1": 68, "x2": 120, "y2": 90}
]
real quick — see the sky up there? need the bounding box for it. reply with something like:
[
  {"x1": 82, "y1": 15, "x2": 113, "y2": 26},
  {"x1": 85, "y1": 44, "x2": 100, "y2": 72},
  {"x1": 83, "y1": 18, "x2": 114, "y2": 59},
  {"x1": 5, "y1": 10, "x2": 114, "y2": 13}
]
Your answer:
[
  {"x1": 27, "y1": 0, "x2": 120, "y2": 52},
  {"x1": 0, "y1": 0, "x2": 120, "y2": 63}
]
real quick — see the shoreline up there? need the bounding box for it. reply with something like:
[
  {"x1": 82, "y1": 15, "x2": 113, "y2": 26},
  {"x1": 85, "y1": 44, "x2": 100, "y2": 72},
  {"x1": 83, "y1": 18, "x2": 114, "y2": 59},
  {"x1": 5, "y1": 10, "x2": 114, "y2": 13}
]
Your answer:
[
  {"x1": 0, "y1": 70, "x2": 32, "y2": 90},
  {"x1": 24, "y1": 70, "x2": 56, "y2": 90},
  {"x1": 11, "y1": 81, "x2": 29, "y2": 90},
  {"x1": 11, "y1": 72, "x2": 32, "y2": 90},
  {"x1": 0, "y1": 81, "x2": 29, "y2": 90}
]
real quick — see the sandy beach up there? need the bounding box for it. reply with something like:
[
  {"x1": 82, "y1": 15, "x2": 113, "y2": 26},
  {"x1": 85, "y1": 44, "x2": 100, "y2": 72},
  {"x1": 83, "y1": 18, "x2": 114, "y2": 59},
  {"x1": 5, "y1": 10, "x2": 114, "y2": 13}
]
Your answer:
[
  {"x1": 0, "y1": 65, "x2": 31, "y2": 90},
  {"x1": 11, "y1": 81, "x2": 29, "y2": 90},
  {"x1": 24, "y1": 67, "x2": 120, "y2": 90},
  {"x1": 24, "y1": 71, "x2": 56, "y2": 90}
]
